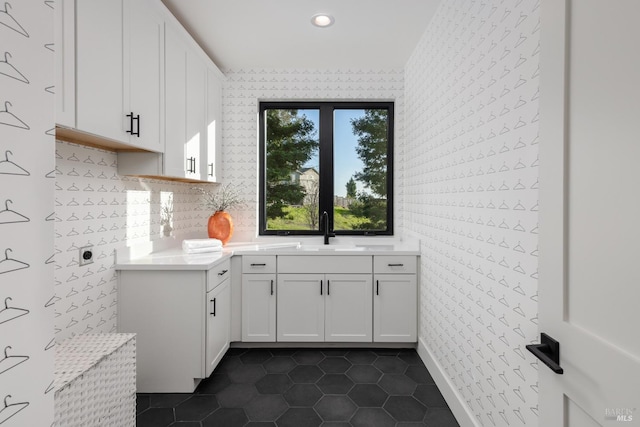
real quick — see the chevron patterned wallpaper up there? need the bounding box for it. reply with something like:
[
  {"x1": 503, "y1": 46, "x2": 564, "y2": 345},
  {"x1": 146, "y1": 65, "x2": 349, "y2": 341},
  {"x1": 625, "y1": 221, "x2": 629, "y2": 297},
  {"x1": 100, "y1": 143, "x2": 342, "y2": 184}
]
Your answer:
[
  {"x1": 221, "y1": 68, "x2": 405, "y2": 241},
  {"x1": 403, "y1": 1, "x2": 541, "y2": 426}
]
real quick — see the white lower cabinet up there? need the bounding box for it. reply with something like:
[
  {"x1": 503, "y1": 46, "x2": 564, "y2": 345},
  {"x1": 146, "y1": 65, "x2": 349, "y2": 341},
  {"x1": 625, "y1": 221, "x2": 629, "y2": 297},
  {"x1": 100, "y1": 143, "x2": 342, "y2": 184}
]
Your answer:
[
  {"x1": 242, "y1": 273, "x2": 276, "y2": 342},
  {"x1": 117, "y1": 259, "x2": 231, "y2": 392},
  {"x1": 277, "y1": 274, "x2": 325, "y2": 342},
  {"x1": 206, "y1": 277, "x2": 230, "y2": 376},
  {"x1": 373, "y1": 274, "x2": 417, "y2": 342},
  {"x1": 275, "y1": 274, "x2": 372, "y2": 342},
  {"x1": 373, "y1": 256, "x2": 418, "y2": 342}
]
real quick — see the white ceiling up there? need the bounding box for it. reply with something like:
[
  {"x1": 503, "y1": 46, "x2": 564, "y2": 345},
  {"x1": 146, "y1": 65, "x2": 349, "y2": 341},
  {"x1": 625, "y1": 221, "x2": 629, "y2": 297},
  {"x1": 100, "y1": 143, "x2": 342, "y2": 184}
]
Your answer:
[{"x1": 161, "y1": 0, "x2": 441, "y2": 71}]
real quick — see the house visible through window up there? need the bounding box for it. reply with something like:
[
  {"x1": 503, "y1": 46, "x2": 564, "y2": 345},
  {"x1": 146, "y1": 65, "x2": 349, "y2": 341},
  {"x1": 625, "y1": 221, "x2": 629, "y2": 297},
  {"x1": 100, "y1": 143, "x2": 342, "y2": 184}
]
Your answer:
[{"x1": 259, "y1": 102, "x2": 394, "y2": 236}]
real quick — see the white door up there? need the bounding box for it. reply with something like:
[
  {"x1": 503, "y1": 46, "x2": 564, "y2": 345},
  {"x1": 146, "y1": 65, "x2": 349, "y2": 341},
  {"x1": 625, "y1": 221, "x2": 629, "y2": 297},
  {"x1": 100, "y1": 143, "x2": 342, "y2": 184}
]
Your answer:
[
  {"x1": 185, "y1": 49, "x2": 206, "y2": 180},
  {"x1": 537, "y1": 1, "x2": 640, "y2": 425},
  {"x1": 206, "y1": 279, "x2": 230, "y2": 377},
  {"x1": 164, "y1": 23, "x2": 188, "y2": 178},
  {"x1": 373, "y1": 274, "x2": 417, "y2": 342},
  {"x1": 205, "y1": 68, "x2": 222, "y2": 182},
  {"x1": 242, "y1": 273, "x2": 276, "y2": 342},
  {"x1": 75, "y1": 0, "x2": 124, "y2": 143},
  {"x1": 124, "y1": 0, "x2": 163, "y2": 152},
  {"x1": 277, "y1": 274, "x2": 324, "y2": 342},
  {"x1": 325, "y1": 274, "x2": 372, "y2": 342}
]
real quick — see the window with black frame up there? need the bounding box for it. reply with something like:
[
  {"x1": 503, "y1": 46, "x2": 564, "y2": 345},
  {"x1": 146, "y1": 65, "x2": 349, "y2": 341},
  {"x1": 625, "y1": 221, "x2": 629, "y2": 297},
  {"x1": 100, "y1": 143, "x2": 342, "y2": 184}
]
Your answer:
[{"x1": 259, "y1": 102, "x2": 394, "y2": 236}]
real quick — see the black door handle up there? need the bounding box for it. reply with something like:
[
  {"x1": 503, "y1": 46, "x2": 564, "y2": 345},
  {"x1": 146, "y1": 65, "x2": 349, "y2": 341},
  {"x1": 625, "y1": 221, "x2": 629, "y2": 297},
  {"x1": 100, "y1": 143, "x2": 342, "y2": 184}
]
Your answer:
[
  {"x1": 270, "y1": 279, "x2": 274, "y2": 296},
  {"x1": 320, "y1": 280, "x2": 323, "y2": 296},
  {"x1": 526, "y1": 333, "x2": 563, "y2": 374},
  {"x1": 376, "y1": 280, "x2": 379, "y2": 296},
  {"x1": 126, "y1": 112, "x2": 140, "y2": 137},
  {"x1": 327, "y1": 280, "x2": 330, "y2": 295}
]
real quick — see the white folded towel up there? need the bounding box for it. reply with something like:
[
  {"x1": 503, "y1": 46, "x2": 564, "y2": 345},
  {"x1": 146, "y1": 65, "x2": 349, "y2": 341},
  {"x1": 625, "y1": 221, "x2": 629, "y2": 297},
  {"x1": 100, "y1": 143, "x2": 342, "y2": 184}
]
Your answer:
[
  {"x1": 183, "y1": 246, "x2": 223, "y2": 254},
  {"x1": 182, "y1": 238, "x2": 223, "y2": 251}
]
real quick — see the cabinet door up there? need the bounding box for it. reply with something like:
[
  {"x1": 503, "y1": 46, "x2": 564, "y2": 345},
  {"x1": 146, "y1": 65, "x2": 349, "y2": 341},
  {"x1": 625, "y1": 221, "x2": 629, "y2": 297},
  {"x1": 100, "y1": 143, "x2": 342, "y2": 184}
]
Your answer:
[
  {"x1": 205, "y1": 68, "x2": 222, "y2": 182},
  {"x1": 124, "y1": 0, "x2": 163, "y2": 152},
  {"x1": 325, "y1": 274, "x2": 373, "y2": 342},
  {"x1": 54, "y1": 0, "x2": 75, "y2": 128},
  {"x1": 373, "y1": 275, "x2": 417, "y2": 342},
  {"x1": 206, "y1": 279, "x2": 230, "y2": 377},
  {"x1": 76, "y1": 0, "x2": 124, "y2": 143},
  {"x1": 185, "y1": 50, "x2": 206, "y2": 180},
  {"x1": 163, "y1": 23, "x2": 187, "y2": 177},
  {"x1": 277, "y1": 274, "x2": 324, "y2": 342},
  {"x1": 242, "y1": 274, "x2": 276, "y2": 342}
]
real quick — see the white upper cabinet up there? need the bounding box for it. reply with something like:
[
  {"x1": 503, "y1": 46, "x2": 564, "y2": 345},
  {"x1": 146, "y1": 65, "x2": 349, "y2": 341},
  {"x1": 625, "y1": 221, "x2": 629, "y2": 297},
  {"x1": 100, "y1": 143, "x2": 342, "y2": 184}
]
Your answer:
[
  {"x1": 72, "y1": 0, "x2": 163, "y2": 151},
  {"x1": 57, "y1": 0, "x2": 225, "y2": 180},
  {"x1": 75, "y1": 0, "x2": 124, "y2": 143},
  {"x1": 163, "y1": 23, "x2": 189, "y2": 177},
  {"x1": 185, "y1": 48, "x2": 207, "y2": 181},
  {"x1": 123, "y1": 0, "x2": 164, "y2": 152},
  {"x1": 205, "y1": 68, "x2": 223, "y2": 182},
  {"x1": 54, "y1": 0, "x2": 75, "y2": 128},
  {"x1": 118, "y1": 9, "x2": 224, "y2": 182},
  {"x1": 163, "y1": 22, "x2": 211, "y2": 181}
]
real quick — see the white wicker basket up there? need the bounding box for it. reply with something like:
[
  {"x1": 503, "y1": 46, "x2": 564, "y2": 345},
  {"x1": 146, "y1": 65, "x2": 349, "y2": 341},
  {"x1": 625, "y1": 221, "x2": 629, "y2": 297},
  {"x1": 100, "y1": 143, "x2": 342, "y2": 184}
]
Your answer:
[{"x1": 54, "y1": 334, "x2": 136, "y2": 427}]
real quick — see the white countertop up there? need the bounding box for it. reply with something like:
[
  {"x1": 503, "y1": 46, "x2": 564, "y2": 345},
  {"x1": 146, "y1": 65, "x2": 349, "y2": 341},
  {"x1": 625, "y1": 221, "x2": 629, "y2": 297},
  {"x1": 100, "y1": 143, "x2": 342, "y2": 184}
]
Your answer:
[{"x1": 115, "y1": 240, "x2": 420, "y2": 271}]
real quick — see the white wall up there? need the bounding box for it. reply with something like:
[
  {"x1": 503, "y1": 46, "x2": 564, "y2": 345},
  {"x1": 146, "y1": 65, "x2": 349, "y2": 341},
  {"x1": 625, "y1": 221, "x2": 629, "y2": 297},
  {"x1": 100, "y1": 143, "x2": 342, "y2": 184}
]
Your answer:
[
  {"x1": 221, "y1": 68, "x2": 405, "y2": 241},
  {"x1": 53, "y1": 141, "x2": 209, "y2": 341},
  {"x1": 403, "y1": 1, "x2": 541, "y2": 426},
  {"x1": 0, "y1": 1, "x2": 55, "y2": 425}
]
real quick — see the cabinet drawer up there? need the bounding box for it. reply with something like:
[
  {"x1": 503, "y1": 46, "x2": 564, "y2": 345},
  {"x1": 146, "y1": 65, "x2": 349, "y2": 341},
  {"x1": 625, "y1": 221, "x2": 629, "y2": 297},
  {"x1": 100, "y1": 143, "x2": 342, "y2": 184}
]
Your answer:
[
  {"x1": 208, "y1": 259, "x2": 231, "y2": 291},
  {"x1": 373, "y1": 256, "x2": 417, "y2": 274},
  {"x1": 278, "y1": 256, "x2": 371, "y2": 274},
  {"x1": 242, "y1": 256, "x2": 276, "y2": 274}
]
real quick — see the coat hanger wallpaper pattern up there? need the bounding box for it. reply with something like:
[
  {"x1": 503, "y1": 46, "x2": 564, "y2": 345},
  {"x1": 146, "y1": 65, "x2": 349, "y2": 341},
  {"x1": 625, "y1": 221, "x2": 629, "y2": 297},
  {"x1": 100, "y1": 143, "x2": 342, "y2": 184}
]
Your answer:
[{"x1": 1, "y1": 0, "x2": 55, "y2": 425}]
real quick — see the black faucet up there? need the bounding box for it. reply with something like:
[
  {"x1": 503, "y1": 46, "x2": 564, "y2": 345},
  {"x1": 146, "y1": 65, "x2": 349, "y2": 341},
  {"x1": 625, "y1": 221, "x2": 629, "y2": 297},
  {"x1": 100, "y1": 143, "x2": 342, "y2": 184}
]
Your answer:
[{"x1": 322, "y1": 211, "x2": 335, "y2": 245}]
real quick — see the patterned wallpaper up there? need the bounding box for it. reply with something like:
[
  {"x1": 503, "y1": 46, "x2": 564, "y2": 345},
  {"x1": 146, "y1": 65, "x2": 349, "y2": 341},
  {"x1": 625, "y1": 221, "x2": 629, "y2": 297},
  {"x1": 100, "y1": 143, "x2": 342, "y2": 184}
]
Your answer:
[
  {"x1": 0, "y1": 1, "x2": 56, "y2": 425},
  {"x1": 403, "y1": 1, "x2": 540, "y2": 426},
  {"x1": 221, "y1": 68, "x2": 405, "y2": 241},
  {"x1": 53, "y1": 141, "x2": 209, "y2": 342}
]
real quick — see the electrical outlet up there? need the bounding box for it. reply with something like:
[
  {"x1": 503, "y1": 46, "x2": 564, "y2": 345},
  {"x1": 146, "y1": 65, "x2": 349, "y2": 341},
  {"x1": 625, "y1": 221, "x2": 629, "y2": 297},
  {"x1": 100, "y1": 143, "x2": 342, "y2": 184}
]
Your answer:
[{"x1": 79, "y1": 245, "x2": 94, "y2": 266}]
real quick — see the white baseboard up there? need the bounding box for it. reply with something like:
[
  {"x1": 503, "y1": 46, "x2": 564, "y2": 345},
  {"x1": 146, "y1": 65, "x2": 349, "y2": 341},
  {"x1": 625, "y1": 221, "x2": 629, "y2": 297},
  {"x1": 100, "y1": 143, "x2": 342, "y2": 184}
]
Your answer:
[{"x1": 417, "y1": 337, "x2": 480, "y2": 427}]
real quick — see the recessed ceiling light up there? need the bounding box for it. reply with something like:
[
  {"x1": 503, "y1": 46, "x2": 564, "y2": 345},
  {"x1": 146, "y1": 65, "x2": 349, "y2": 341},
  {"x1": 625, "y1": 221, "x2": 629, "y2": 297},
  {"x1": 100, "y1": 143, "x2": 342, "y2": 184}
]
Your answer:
[{"x1": 311, "y1": 14, "x2": 334, "y2": 28}]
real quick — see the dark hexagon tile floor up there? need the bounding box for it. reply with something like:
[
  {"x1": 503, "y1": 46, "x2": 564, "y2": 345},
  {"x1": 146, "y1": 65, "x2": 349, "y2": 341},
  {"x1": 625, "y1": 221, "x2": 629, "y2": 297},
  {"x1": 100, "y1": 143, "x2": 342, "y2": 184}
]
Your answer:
[{"x1": 136, "y1": 348, "x2": 460, "y2": 426}]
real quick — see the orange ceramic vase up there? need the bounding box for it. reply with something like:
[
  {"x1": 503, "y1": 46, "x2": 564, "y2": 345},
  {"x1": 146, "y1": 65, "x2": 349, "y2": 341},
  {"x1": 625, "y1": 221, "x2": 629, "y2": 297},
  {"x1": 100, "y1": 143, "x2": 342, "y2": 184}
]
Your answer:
[{"x1": 207, "y1": 211, "x2": 234, "y2": 245}]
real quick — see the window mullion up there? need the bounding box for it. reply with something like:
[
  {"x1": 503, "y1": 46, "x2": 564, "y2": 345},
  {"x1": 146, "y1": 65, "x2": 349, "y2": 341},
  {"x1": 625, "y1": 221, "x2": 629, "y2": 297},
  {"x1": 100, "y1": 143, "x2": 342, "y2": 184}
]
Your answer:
[{"x1": 318, "y1": 105, "x2": 334, "y2": 231}]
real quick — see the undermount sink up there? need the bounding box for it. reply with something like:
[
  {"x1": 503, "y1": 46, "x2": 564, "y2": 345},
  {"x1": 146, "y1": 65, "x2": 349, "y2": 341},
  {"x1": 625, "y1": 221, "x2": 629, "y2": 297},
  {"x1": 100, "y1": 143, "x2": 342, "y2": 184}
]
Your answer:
[{"x1": 295, "y1": 244, "x2": 365, "y2": 251}]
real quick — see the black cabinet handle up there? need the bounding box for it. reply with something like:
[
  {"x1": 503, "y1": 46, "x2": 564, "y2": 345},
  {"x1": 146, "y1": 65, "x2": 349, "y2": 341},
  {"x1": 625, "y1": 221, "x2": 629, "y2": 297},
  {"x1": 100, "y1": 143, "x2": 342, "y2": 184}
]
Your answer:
[
  {"x1": 250, "y1": 263, "x2": 266, "y2": 267},
  {"x1": 208, "y1": 163, "x2": 214, "y2": 177},
  {"x1": 186, "y1": 157, "x2": 196, "y2": 173},
  {"x1": 320, "y1": 280, "x2": 323, "y2": 296},
  {"x1": 218, "y1": 269, "x2": 228, "y2": 276},
  {"x1": 270, "y1": 279, "x2": 274, "y2": 295},
  {"x1": 327, "y1": 280, "x2": 330, "y2": 295},
  {"x1": 376, "y1": 280, "x2": 379, "y2": 295},
  {"x1": 210, "y1": 298, "x2": 216, "y2": 316},
  {"x1": 126, "y1": 112, "x2": 140, "y2": 137},
  {"x1": 526, "y1": 333, "x2": 563, "y2": 374},
  {"x1": 387, "y1": 263, "x2": 404, "y2": 267}
]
